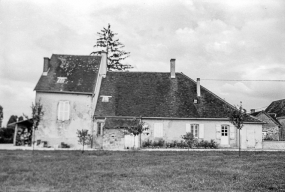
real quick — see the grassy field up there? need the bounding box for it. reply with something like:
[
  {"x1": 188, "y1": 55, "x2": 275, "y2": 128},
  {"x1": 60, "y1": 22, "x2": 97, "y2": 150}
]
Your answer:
[{"x1": 1, "y1": 150, "x2": 285, "y2": 192}]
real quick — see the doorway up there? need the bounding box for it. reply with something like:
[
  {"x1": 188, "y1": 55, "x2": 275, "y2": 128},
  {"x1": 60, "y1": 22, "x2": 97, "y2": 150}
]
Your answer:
[{"x1": 221, "y1": 125, "x2": 229, "y2": 145}]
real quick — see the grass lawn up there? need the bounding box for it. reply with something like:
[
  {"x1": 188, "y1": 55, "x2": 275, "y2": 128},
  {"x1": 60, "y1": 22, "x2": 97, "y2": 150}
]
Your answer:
[{"x1": 1, "y1": 150, "x2": 285, "y2": 192}]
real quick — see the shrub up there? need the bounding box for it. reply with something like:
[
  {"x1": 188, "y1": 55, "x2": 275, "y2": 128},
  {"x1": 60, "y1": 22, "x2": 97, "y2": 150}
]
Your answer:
[
  {"x1": 0, "y1": 128, "x2": 14, "y2": 143},
  {"x1": 142, "y1": 139, "x2": 152, "y2": 148},
  {"x1": 196, "y1": 139, "x2": 219, "y2": 149},
  {"x1": 61, "y1": 142, "x2": 70, "y2": 148},
  {"x1": 181, "y1": 132, "x2": 196, "y2": 148},
  {"x1": 264, "y1": 135, "x2": 274, "y2": 141},
  {"x1": 152, "y1": 139, "x2": 165, "y2": 148}
]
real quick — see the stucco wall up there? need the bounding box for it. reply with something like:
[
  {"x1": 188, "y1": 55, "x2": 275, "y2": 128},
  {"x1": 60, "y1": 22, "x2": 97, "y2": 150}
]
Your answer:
[
  {"x1": 140, "y1": 119, "x2": 262, "y2": 149},
  {"x1": 35, "y1": 92, "x2": 93, "y2": 148}
]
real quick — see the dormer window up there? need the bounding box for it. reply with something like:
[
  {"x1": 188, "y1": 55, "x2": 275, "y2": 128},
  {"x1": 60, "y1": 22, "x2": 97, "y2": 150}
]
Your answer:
[
  {"x1": 101, "y1": 96, "x2": 112, "y2": 102},
  {"x1": 57, "y1": 77, "x2": 67, "y2": 83}
]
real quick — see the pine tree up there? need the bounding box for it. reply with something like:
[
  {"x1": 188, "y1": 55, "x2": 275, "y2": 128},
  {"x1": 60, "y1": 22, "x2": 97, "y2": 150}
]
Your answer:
[{"x1": 91, "y1": 24, "x2": 131, "y2": 70}]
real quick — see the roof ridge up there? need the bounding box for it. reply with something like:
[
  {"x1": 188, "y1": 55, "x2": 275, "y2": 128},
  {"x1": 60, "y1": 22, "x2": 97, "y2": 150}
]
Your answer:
[
  {"x1": 52, "y1": 54, "x2": 101, "y2": 57},
  {"x1": 271, "y1": 98, "x2": 285, "y2": 103},
  {"x1": 107, "y1": 71, "x2": 180, "y2": 73}
]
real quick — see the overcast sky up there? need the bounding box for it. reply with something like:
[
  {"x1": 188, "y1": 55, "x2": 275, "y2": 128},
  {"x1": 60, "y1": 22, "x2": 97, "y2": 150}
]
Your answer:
[{"x1": 0, "y1": 0, "x2": 285, "y2": 126}]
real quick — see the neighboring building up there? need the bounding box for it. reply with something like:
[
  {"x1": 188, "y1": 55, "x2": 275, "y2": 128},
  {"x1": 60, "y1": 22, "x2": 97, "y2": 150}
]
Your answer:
[
  {"x1": 251, "y1": 111, "x2": 281, "y2": 140},
  {"x1": 34, "y1": 54, "x2": 263, "y2": 149},
  {"x1": 265, "y1": 99, "x2": 285, "y2": 140}
]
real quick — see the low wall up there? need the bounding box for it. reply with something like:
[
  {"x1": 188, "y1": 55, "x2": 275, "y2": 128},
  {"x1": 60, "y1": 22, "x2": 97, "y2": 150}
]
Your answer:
[{"x1": 263, "y1": 141, "x2": 285, "y2": 149}]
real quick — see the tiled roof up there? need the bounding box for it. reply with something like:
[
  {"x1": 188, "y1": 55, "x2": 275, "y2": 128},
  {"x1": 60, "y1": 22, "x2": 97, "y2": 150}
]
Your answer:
[
  {"x1": 251, "y1": 111, "x2": 281, "y2": 126},
  {"x1": 34, "y1": 54, "x2": 101, "y2": 94},
  {"x1": 265, "y1": 99, "x2": 285, "y2": 117},
  {"x1": 95, "y1": 71, "x2": 260, "y2": 122}
]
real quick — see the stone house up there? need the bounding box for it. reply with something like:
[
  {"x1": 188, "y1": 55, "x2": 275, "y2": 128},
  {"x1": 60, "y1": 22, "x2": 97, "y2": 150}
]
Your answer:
[
  {"x1": 251, "y1": 111, "x2": 281, "y2": 140},
  {"x1": 265, "y1": 99, "x2": 285, "y2": 140},
  {"x1": 34, "y1": 53, "x2": 107, "y2": 148},
  {"x1": 93, "y1": 59, "x2": 263, "y2": 150},
  {"x1": 34, "y1": 53, "x2": 263, "y2": 149}
]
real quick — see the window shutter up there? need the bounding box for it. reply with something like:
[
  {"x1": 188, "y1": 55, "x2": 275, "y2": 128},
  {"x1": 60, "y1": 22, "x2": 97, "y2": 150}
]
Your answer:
[
  {"x1": 216, "y1": 124, "x2": 221, "y2": 139},
  {"x1": 186, "y1": 124, "x2": 191, "y2": 133},
  {"x1": 65, "y1": 101, "x2": 70, "y2": 120},
  {"x1": 57, "y1": 101, "x2": 64, "y2": 121},
  {"x1": 230, "y1": 125, "x2": 235, "y2": 140},
  {"x1": 199, "y1": 124, "x2": 204, "y2": 139}
]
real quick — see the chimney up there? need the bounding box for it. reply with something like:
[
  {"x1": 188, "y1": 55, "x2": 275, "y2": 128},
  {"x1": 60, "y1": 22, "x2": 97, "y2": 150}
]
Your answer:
[
  {"x1": 250, "y1": 109, "x2": 255, "y2": 114},
  {"x1": 43, "y1": 57, "x2": 50, "y2": 76},
  {"x1": 100, "y1": 51, "x2": 107, "y2": 77},
  {"x1": 197, "y1": 78, "x2": 201, "y2": 97},
  {"x1": 170, "y1": 58, "x2": 175, "y2": 78}
]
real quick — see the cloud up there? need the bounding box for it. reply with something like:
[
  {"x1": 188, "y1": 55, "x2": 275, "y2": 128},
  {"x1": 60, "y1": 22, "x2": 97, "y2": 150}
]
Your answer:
[{"x1": 0, "y1": 0, "x2": 285, "y2": 125}]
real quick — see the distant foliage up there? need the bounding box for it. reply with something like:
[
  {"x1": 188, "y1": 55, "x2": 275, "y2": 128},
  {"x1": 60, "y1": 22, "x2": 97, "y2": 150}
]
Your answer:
[
  {"x1": 7, "y1": 115, "x2": 18, "y2": 128},
  {"x1": 91, "y1": 23, "x2": 131, "y2": 70},
  {"x1": 0, "y1": 128, "x2": 14, "y2": 143}
]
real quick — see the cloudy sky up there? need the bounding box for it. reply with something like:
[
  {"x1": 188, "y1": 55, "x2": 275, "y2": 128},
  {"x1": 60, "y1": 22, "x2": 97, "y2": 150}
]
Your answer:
[{"x1": 0, "y1": 0, "x2": 284, "y2": 126}]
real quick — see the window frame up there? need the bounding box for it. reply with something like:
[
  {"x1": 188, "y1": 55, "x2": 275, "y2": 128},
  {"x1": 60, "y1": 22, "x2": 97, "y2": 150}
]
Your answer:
[
  {"x1": 191, "y1": 124, "x2": 199, "y2": 138},
  {"x1": 221, "y1": 124, "x2": 229, "y2": 136},
  {"x1": 57, "y1": 101, "x2": 70, "y2": 121}
]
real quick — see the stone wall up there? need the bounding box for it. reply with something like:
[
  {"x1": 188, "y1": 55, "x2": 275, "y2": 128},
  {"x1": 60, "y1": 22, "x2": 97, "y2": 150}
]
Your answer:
[
  {"x1": 255, "y1": 113, "x2": 279, "y2": 141},
  {"x1": 263, "y1": 141, "x2": 285, "y2": 149},
  {"x1": 103, "y1": 129, "x2": 125, "y2": 150}
]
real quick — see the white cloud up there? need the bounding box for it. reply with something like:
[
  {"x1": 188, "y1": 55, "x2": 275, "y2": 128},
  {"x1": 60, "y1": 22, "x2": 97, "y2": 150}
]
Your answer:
[{"x1": 0, "y1": 0, "x2": 285, "y2": 124}]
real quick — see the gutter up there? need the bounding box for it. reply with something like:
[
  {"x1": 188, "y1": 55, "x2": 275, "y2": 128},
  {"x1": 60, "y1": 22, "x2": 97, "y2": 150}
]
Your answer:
[
  {"x1": 35, "y1": 90, "x2": 93, "y2": 95},
  {"x1": 94, "y1": 116, "x2": 264, "y2": 124}
]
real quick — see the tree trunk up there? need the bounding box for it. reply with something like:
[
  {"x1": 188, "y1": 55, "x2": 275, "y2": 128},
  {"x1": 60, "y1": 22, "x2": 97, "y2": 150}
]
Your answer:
[{"x1": 239, "y1": 128, "x2": 241, "y2": 157}]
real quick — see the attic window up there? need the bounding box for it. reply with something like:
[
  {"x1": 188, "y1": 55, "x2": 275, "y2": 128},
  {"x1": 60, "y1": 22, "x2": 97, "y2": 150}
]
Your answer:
[
  {"x1": 193, "y1": 99, "x2": 198, "y2": 104},
  {"x1": 101, "y1": 96, "x2": 112, "y2": 102},
  {"x1": 57, "y1": 77, "x2": 67, "y2": 83}
]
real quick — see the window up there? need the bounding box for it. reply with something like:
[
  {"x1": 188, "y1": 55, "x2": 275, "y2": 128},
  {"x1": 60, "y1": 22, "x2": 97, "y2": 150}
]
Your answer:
[
  {"x1": 191, "y1": 124, "x2": 199, "y2": 138},
  {"x1": 97, "y1": 122, "x2": 104, "y2": 136},
  {"x1": 154, "y1": 123, "x2": 163, "y2": 137},
  {"x1": 57, "y1": 101, "x2": 70, "y2": 121},
  {"x1": 57, "y1": 77, "x2": 67, "y2": 83},
  {"x1": 221, "y1": 125, "x2": 229, "y2": 136},
  {"x1": 101, "y1": 96, "x2": 112, "y2": 102}
]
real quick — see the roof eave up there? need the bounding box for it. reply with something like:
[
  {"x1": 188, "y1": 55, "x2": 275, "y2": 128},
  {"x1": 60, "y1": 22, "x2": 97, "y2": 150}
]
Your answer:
[
  {"x1": 35, "y1": 90, "x2": 93, "y2": 95},
  {"x1": 94, "y1": 116, "x2": 263, "y2": 123}
]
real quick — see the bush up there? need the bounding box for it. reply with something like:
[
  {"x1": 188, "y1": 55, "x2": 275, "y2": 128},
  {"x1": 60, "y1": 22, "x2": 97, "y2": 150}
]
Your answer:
[
  {"x1": 0, "y1": 128, "x2": 14, "y2": 143},
  {"x1": 181, "y1": 132, "x2": 197, "y2": 148},
  {"x1": 153, "y1": 139, "x2": 165, "y2": 148},
  {"x1": 264, "y1": 135, "x2": 274, "y2": 141},
  {"x1": 61, "y1": 142, "x2": 70, "y2": 148},
  {"x1": 196, "y1": 139, "x2": 219, "y2": 149},
  {"x1": 142, "y1": 139, "x2": 152, "y2": 148}
]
